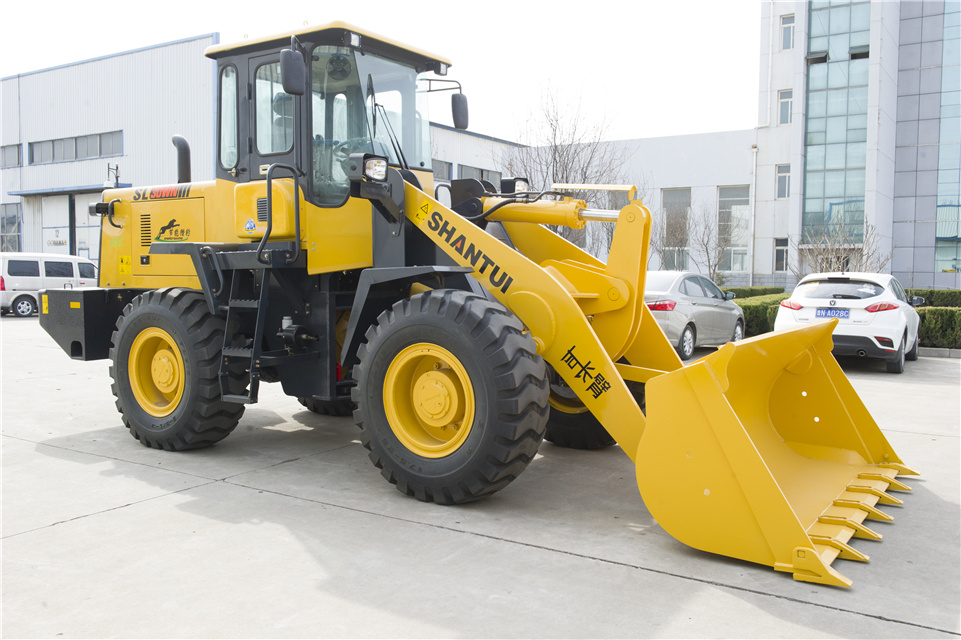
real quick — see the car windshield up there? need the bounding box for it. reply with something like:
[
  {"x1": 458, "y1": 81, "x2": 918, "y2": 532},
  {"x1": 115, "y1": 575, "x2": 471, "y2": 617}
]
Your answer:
[
  {"x1": 646, "y1": 272, "x2": 680, "y2": 292},
  {"x1": 795, "y1": 279, "x2": 884, "y2": 299}
]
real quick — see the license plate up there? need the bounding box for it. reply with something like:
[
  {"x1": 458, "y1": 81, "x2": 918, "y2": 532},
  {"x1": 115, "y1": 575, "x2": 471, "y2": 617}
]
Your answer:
[{"x1": 816, "y1": 308, "x2": 849, "y2": 319}]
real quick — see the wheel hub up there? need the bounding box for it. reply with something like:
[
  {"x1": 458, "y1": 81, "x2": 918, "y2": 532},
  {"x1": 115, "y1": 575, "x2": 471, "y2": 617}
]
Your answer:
[
  {"x1": 150, "y1": 349, "x2": 180, "y2": 394},
  {"x1": 414, "y1": 370, "x2": 464, "y2": 428},
  {"x1": 383, "y1": 343, "x2": 475, "y2": 458},
  {"x1": 128, "y1": 327, "x2": 186, "y2": 418}
]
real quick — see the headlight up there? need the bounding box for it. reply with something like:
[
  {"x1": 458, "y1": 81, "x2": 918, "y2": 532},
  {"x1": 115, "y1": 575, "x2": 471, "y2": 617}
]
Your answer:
[{"x1": 364, "y1": 157, "x2": 388, "y2": 182}]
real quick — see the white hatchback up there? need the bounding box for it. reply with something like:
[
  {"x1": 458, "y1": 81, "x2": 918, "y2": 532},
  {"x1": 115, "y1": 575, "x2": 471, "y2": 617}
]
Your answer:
[{"x1": 773, "y1": 272, "x2": 924, "y2": 373}]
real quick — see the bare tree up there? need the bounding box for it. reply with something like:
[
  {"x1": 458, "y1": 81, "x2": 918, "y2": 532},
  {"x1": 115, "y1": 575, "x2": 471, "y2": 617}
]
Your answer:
[
  {"x1": 648, "y1": 200, "x2": 690, "y2": 271},
  {"x1": 790, "y1": 223, "x2": 894, "y2": 278},
  {"x1": 687, "y1": 200, "x2": 730, "y2": 285},
  {"x1": 503, "y1": 92, "x2": 632, "y2": 252}
]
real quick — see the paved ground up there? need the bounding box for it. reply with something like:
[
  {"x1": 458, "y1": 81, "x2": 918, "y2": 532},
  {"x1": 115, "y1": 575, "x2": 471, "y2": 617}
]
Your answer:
[{"x1": 2, "y1": 317, "x2": 959, "y2": 639}]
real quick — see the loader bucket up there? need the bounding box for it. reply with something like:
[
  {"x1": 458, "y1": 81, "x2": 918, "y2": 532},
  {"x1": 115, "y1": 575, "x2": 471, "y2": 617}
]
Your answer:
[{"x1": 636, "y1": 320, "x2": 918, "y2": 587}]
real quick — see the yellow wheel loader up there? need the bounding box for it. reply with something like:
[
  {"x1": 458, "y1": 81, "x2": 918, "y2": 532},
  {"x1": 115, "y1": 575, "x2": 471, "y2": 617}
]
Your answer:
[{"x1": 39, "y1": 22, "x2": 917, "y2": 588}]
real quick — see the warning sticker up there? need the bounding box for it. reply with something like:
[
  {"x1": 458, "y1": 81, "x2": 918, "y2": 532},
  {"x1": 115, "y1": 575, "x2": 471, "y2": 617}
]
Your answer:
[
  {"x1": 119, "y1": 256, "x2": 132, "y2": 275},
  {"x1": 414, "y1": 203, "x2": 430, "y2": 224}
]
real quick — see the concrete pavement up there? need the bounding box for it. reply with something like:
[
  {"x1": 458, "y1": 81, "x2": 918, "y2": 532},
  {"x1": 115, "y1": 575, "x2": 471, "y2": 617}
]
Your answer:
[{"x1": 2, "y1": 317, "x2": 959, "y2": 638}]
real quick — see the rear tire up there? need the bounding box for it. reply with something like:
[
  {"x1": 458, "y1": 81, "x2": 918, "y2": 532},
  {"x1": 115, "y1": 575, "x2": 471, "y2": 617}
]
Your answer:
[
  {"x1": 885, "y1": 336, "x2": 906, "y2": 374},
  {"x1": 110, "y1": 288, "x2": 245, "y2": 450},
  {"x1": 12, "y1": 296, "x2": 35, "y2": 317},
  {"x1": 732, "y1": 320, "x2": 744, "y2": 343},
  {"x1": 297, "y1": 397, "x2": 355, "y2": 416},
  {"x1": 352, "y1": 290, "x2": 549, "y2": 504},
  {"x1": 677, "y1": 324, "x2": 696, "y2": 360},
  {"x1": 905, "y1": 332, "x2": 919, "y2": 361}
]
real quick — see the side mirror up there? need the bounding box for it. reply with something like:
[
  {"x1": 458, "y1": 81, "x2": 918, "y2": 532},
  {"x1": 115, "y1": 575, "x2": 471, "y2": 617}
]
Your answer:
[
  {"x1": 725, "y1": 291, "x2": 736, "y2": 300},
  {"x1": 452, "y1": 93, "x2": 469, "y2": 130},
  {"x1": 911, "y1": 296, "x2": 925, "y2": 307},
  {"x1": 280, "y1": 48, "x2": 306, "y2": 96}
]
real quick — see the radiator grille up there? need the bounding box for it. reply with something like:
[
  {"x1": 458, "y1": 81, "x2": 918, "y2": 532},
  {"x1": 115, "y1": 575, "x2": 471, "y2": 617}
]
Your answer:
[{"x1": 140, "y1": 214, "x2": 152, "y2": 247}]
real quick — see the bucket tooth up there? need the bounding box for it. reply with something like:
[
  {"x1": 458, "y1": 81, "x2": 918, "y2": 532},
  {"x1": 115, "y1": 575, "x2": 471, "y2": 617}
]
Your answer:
[
  {"x1": 777, "y1": 547, "x2": 853, "y2": 588},
  {"x1": 818, "y1": 515, "x2": 883, "y2": 540},
  {"x1": 810, "y1": 535, "x2": 870, "y2": 562},
  {"x1": 880, "y1": 462, "x2": 921, "y2": 476},
  {"x1": 858, "y1": 472, "x2": 912, "y2": 492},
  {"x1": 847, "y1": 483, "x2": 904, "y2": 506},
  {"x1": 833, "y1": 498, "x2": 894, "y2": 522}
]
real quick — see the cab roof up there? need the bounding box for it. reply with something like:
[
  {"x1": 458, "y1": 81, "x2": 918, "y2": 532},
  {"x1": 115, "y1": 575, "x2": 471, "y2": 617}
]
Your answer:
[{"x1": 204, "y1": 21, "x2": 452, "y2": 72}]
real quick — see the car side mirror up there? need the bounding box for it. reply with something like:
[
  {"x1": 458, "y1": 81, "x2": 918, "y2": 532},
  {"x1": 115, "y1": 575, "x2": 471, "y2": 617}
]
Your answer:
[
  {"x1": 910, "y1": 296, "x2": 925, "y2": 307},
  {"x1": 725, "y1": 291, "x2": 736, "y2": 300}
]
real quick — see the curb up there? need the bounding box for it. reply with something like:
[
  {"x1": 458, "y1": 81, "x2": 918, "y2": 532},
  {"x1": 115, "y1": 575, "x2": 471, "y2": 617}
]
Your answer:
[{"x1": 919, "y1": 347, "x2": 961, "y2": 359}]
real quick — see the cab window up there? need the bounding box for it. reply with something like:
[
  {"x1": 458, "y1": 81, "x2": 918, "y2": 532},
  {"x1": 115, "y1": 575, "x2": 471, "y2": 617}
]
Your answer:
[
  {"x1": 255, "y1": 62, "x2": 294, "y2": 155},
  {"x1": 219, "y1": 65, "x2": 239, "y2": 169}
]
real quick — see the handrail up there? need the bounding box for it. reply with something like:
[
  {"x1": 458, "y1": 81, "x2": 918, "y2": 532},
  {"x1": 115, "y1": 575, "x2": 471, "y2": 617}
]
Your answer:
[{"x1": 258, "y1": 163, "x2": 303, "y2": 265}]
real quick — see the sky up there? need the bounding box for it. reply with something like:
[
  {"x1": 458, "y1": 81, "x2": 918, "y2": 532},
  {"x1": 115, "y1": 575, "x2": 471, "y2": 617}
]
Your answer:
[{"x1": 0, "y1": 0, "x2": 762, "y2": 143}]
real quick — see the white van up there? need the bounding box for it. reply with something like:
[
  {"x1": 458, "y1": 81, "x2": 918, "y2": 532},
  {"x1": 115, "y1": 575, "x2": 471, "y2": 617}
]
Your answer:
[{"x1": 1, "y1": 252, "x2": 98, "y2": 317}]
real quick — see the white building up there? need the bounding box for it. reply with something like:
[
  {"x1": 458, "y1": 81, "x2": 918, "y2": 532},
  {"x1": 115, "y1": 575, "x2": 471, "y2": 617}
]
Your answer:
[{"x1": 2, "y1": 2, "x2": 959, "y2": 290}]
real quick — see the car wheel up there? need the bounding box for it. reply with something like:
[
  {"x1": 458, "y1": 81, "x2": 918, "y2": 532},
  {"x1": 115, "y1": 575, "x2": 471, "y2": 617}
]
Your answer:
[
  {"x1": 12, "y1": 296, "x2": 36, "y2": 317},
  {"x1": 905, "y1": 332, "x2": 919, "y2": 362},
  {"x1": 677, "y1": 324, "x2": 696, "y2": 361},
  {"x1": 732, "y1": 320, "x2": 744, "y2": 343},
  {"x1": 885, "y1": 336, "x2": 906, "y2": 374}
]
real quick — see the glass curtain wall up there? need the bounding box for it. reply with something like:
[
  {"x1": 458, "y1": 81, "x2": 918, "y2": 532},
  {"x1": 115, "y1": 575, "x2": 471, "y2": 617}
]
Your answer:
[
  {"x1": 803, "y1": 1, "x2": 871, "y2": 243},
  {"x1": 935, "y1": 3, "x2": 961, "y2": 273}
]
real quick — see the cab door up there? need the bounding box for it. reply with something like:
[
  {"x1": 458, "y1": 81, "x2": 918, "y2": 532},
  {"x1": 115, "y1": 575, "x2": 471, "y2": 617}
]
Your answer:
[{"x1": 249, "y1": 53, "x2": 300, "y2": 180}]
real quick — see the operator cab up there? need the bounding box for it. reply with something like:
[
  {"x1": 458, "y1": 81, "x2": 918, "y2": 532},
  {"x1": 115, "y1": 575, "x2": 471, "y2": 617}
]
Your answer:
[{"x1": 206, "y1": 22, "x2": 467, "y2": 207}]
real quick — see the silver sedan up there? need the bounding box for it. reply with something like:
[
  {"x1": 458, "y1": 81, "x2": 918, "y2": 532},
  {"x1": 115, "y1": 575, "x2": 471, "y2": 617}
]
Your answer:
[{"x1": 644, "y1": 271, "x2": 745, "y2": 360}]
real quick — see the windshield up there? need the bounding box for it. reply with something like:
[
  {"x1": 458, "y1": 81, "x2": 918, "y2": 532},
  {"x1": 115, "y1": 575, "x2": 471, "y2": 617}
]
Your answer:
[
  {"x1": 309, "y1": 45, "x2": 431, "y2": 205},
  {"x1": 645, "y1": 272, "x2": 681, "y2": 292},
  {"x1": 795, "y1": 279, "x2": 884, "y2": 299}
]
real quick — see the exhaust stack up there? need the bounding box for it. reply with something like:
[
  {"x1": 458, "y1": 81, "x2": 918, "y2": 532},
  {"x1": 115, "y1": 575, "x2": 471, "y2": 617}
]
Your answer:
[{"x1": 172, "y1": 135, "x2": 191, "y2": 184}]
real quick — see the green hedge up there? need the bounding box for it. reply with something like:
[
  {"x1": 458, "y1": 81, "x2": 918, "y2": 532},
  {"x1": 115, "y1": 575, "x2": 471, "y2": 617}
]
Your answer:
[
  {"x1": 733, "y1": 293, "x2": 792, "y2": 337},
  {"x1": 917, "y1": 307, "x2": 961, "y2": 349},
  {"x1": 907, "y1": 289, "x2": 961, "y2": 308},
  {"x1": 723, "y1": 286, "x2": 786, "y2": 299}
]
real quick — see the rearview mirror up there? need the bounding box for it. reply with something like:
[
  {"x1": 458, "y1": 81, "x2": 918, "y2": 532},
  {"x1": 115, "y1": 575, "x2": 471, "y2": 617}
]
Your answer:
[
  {"x1": 280, "y1": 48, "x2": 306, "y2": 96},
  {"x1": 725, "y1": 291, "x2": 736, "y2": 300},
  {"x1": 452, "y1": 93, "x2": 469, "y2": 130}
]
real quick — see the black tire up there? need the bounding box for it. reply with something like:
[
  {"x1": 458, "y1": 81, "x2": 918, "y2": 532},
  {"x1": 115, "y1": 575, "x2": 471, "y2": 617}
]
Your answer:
[
  {"x1": 544, "y1": 367, "x2": 615, "y2": 449},
  {"x1": 110, "y1": 288, "x2": 245, "y2": 450},
  {"x1": 732, "y1": 320, "x2": 744, "y2": 343},
  {"x1": 905, "y1": 332, "x2": 919, "y2": 361},
  {"x1": 297, "y1": 396, "x2": 355, "y2": 416},
  {"x1": 352, "y1": 290, "x2": 550, "y2": 505},
  {"x1": 677, "y1": 324, "x2": 696, "y2": 361},
  {"x1": 12, "y1": 296, "x2": 36, "y2": 317},
  {"x1": 885, "y1": 336, "x2": 906, "y2": 374},
  {"x1": 544, "y1": 366, "x2": 645, "y2": 450}
]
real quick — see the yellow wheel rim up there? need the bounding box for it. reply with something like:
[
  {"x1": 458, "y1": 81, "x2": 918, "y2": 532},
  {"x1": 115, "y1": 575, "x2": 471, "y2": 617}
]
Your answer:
[
  {"x1": 383, "y1": 343, "x2": 474, "y2": 458},
  {"x1": 128, "y1": 327, "x2": 186, "y2": 418}
]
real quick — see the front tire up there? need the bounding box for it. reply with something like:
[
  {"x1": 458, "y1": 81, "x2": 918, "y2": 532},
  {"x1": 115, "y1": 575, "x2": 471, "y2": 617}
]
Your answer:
[
  {"x1": 352, "y1": 290, "x2": 549, "y2": 504},
  {"x1": 110, "y1": 288, "x2": 245, "y2": 450},
  {"x1": 544, "y1": 367, "x2": 615, "y2": 450}
]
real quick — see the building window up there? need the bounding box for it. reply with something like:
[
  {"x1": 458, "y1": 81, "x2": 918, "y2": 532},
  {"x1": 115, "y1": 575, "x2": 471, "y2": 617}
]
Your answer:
[
  {"x1": 775, "y1": 238, "x2": 789, "y2": 272},
  {"x1": 1, "y1": 203, "x2": 21, "y2": 252},
  {"x1": 776, "y1": 165, "x2": 791, "y2": 199},
  {"x1": 718, "y1": 186, "x2": 750, "y2": 271},
  {"x1": 778, "y1": 90, "x2": 793, "y2": 125},
  {"x1": 1, "y1": 144, "x2": 21, "y2": 168},
  {"x1": 433, "y1": 160, "x2": 452, "y2": 182},
  {"x1": 661, "y1": 188, "x2": 691, "y2": 269},
  {"x1": 27, "y1": 132, "x2": 122, "y2": 165},
  {"x1": 781, "y1": 15, "x2": 795, "y2": 50},
  {"x1": 458, "y1": 165, "x2": 502, "y2": 185}
]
